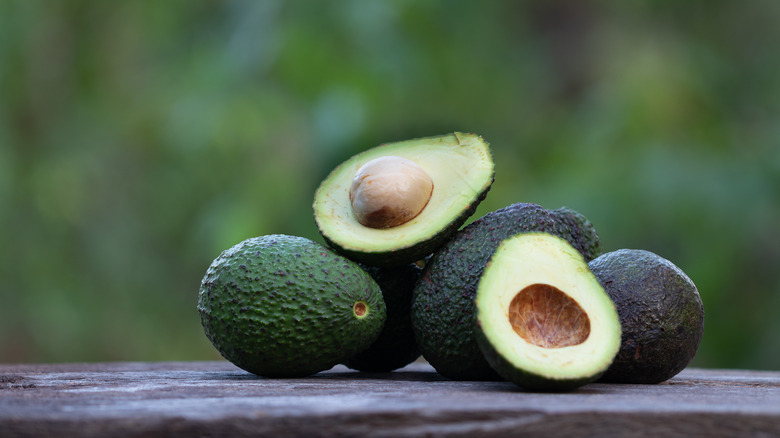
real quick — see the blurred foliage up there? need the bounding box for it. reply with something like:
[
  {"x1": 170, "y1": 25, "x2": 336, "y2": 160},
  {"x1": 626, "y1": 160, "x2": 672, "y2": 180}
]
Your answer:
[{"x1": 0, "y1": 0, "x2": 778, "y2": 369}]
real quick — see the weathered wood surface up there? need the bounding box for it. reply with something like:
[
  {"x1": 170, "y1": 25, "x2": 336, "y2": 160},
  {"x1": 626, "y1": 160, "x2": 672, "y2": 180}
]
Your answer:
[{"x1": 1, "y1": 361, "x2": 778, "y2": 437}]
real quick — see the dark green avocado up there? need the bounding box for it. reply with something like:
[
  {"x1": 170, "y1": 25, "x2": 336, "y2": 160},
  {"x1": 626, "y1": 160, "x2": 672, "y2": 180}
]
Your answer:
[
  {"x1": 344, "y1": 263, "x2": 422, "y2": 372},
  {"x1": 313, "y1": 132, "x2": 495, "y2": 267},
  {"x1": 411, "y1": 202, "x2": 603, "y2": 381},
  {"x1": 588, "y1": 249, "x2": 704, "y2": 384},
  {"x1": 549, "y1": 206, "x2": 603, "y2": 261},
  {"x1": 198, "y1": 234, "x2": 386, "y2": 378}
]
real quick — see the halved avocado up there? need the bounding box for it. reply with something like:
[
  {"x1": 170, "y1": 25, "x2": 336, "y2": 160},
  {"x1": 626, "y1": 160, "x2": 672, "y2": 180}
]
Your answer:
[
  {"x1": 313, "y1": 132, "x2": 494, "y2": 267},
  {"x1": 411, "y1": 203, "x2": 602, "y2": 381},
  {"x1": 474, "y1": 233, "x2": 621, "y2": 391}
]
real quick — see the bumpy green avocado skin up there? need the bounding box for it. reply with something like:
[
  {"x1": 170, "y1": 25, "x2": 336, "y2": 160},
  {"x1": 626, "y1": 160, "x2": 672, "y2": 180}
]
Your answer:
[
  {"x1": 588, "y1": 249, "x2": 704, "y2": 384},
  {"x1": 344, "y1": 263, "x2": 422, "y2": 372},
  {"x1": 549, "y1": 207, "x2": 603, "y2": 261},
  {"x1": 410, "y1": 203, "x2": 602, "y2": 380},
  {"x1": 198, "y1": 235, "x2": 386, "y2": 378},
  {"x1": 323, "y1": 185, "x2": 493, "y2": 267}
]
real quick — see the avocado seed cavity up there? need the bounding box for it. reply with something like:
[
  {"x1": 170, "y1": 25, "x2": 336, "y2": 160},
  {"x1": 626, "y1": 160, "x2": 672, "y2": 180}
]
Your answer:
[
  {"x1": 349, "y1": 156, "x2": 434, "y2": 229},
  {"x1": 508, "y1": 283, "x2": 590, "y2": 349}
]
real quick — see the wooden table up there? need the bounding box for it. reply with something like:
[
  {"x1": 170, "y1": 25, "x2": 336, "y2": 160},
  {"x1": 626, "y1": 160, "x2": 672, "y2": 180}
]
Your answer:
[{"x1": 1, "y1": 361, "x2": 778, "y2": 437}]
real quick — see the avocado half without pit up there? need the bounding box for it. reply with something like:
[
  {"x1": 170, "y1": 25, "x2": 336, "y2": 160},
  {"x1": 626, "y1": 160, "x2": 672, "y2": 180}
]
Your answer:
[
  {"x1": 410, "y1": 202, "x2": 603, "y2": 381},
  {"x1": 474, "y1": 232, "x2": 622, "y2": 391},
  {"x1": 313, "y1": 132, "x2": 494, "y2": 267}
]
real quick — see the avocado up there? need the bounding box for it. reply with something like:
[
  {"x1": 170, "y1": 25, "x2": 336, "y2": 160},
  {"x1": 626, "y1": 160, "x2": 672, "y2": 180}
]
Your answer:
[
  {"x1": 549, "y1": 206, "x2": 603, "y2": 261},
  {"x1": 411, "y1": 202, "x2": 603, "y2": 380},
  {"x1": 474, "y1": 233, "x2": 622, "y2": 391},
  {"x1": 313, "y1": 132, "x2": 494, "y2": 267},
  {"x1": 198, "y1": 234, "x2": 386, "y2": 378},
  {"x1": 588, "y1": 249, "x2": 704, "y2": 383},
  {"x1": 344, "y1": 263, "x2": 422, "y2": 372}
]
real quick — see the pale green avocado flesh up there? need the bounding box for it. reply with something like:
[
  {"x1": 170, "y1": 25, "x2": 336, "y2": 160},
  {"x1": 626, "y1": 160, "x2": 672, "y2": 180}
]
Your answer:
[
  {"x1": 313, "y1": 132, "x2": 494, "y2": 267},
  {"x1": 474, "y1": 232, "x2": 621, "y2": 391}
]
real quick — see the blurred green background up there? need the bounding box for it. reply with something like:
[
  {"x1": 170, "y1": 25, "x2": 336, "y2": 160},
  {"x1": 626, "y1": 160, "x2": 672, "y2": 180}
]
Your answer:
[{"x1": 1, "y1": 0, "x2": 778, "y2": 370}]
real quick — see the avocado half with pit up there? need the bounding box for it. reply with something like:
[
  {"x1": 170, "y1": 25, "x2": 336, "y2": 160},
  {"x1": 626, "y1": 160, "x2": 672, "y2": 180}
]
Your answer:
[
  {"x1": 474, "y1": 233, "x2": 621, "y2": 391},
  {"x1": 313, "y1": 132, "x2": 494, "y2": 267}
]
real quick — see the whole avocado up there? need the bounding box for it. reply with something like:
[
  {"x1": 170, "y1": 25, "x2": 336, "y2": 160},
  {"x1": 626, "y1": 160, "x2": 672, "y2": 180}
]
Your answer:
[
  {"x1": 198, "y1": 234, "x2": 386, "y2": 378},
  {"x1": 410, "y1": 203, "x2": 602, "y2": 380},
  {"x1": 589, "y1": 249, "x2": 704, "y2": 383},
  {"x1": 344, "y1": 263, "x2": 422, "y2": 372}
]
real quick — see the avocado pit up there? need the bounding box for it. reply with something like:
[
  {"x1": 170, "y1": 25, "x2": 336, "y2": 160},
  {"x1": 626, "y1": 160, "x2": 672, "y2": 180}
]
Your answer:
[
  {"x1": 349, "y1": 156, "x2": 433, "y2": 229},
  {"x1": 509, "y1": 283, "x2": 591, "y2": 349}
]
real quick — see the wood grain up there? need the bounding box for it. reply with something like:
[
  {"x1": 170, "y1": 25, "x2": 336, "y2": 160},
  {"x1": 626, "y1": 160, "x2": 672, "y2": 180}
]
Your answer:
[{"x1": 1, "y1": 361, "x2": 778, "y2": 437}]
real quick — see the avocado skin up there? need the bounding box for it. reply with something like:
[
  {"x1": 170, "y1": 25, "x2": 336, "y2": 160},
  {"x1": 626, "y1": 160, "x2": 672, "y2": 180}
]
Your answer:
[
  {"x1": 588, "y1": 249, "x2": 704, "y2": 384},
  {"x1": 550, "y1": 207, "x2": 603, "y2": 261},
  {"x1": 322, "y1": 181, "x2": 493, "y2": 267},
  {"x1": 344, "y1": 263, "x2": 422, "y2": 372},
  {"x1": 198, "y1": 235, "x2": 386, "y2": 378},
  {"x1": 410, "y1": 203, "x2": 603, "y2": 381}
]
